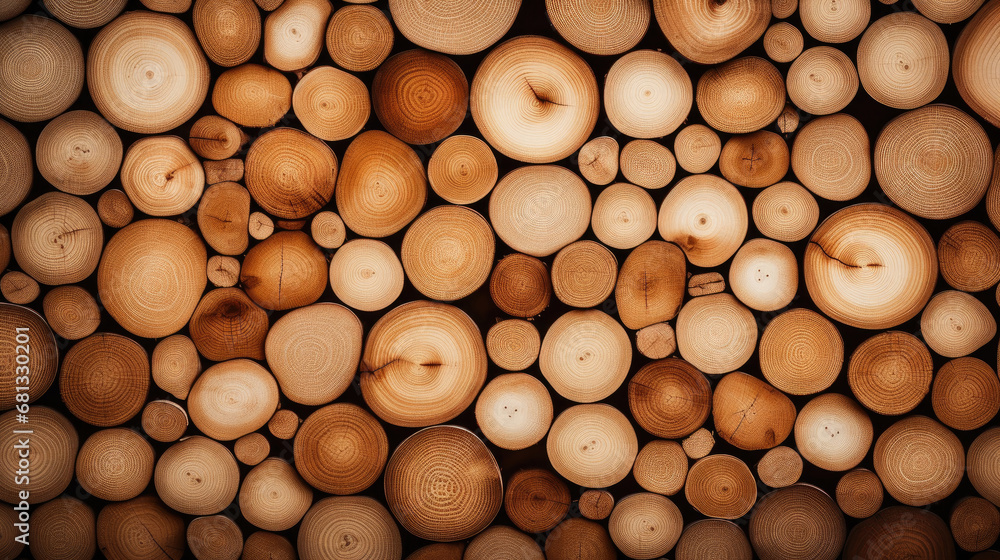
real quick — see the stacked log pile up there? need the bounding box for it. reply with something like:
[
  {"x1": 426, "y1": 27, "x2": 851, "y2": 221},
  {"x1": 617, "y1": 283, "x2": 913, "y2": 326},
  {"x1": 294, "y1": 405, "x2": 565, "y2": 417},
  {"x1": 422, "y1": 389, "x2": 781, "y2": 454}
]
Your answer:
[{"x1": 0, "y1": 0, "x2": 999, "y2": 558}]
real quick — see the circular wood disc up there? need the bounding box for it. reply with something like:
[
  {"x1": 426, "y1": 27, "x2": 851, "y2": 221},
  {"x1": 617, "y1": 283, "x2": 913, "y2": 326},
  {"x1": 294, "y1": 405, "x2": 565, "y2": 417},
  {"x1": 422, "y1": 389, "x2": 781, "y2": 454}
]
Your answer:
[
  {"x1": 490, "y1": 165, "x2": 591, "y2": 257},
  {"x1": 836, "y1": 468, "x2": 884, "y2": 518},
  {"x1": 609, "y1": 493, "x2": 683, "y2": 560},
  {"x1": 44, "y1": 0, "x2": 126, "y2": 28},
  {"x1": 714, "y1": 371, "x2": 797, "y2": 450},
  {"x1": 151, "y1": 334, "x2": 200, "y2": 400},
  {"x1": 475, "y1": 373, "x2": 553, "y2": 450},
  {"x1": 233, "y1": 433, "x2": 268, "y2": 466},
  {"x1": 874, "y1": 415, "x2": 965, "y2": 506},
  {"x1": 388, "y1": 0, "x2": 520, "y2": 55},
  {"x1": 325, "y1": 5, "x2": 393, "y2": 72},
  {"x1": 776, "y1": 103, "x2": 800, "y2": 133},
  {"x1": 245, "y1": 128, "x2": 337, "y2": 219},
  {"x1": 633, "y1": 440, "x2": 688, "y2": 495},
  {"x1": 579, "y1": 489, "x2": 615, "y2": 520},
  {"x1": 262, "y1": 0, "x2": 331, "y2": 72},
  {"x1": 141, "y1": 400, "x2": 189, "y2": 443},
  {"x1": 953, "y1": 0, "x2": 1000, "y2": 127},
  {"x1": 804, "y1": 203, "x2": 937, "y2": 329},
  {"x1": 97, "y1": 497, "x2": 185, "y2": 560},
  {"x1": 582, "y1": 135, "x2": 623, "y2": 182},
  {"x1": 489, "y1": 253, "x2": 553, "y2": 317},
  {"x1": 605, "y1": 49, "x2": 692, "y2": 139},
  {"x1": 857, "y1": 12, "x2": 948, "y2": 110},
  {"x1": 466, "y1": 526, "x2": 544, "y2": 560},
  {"x1": 933, "y1": 357, "x2": 1000, "y2": 431},
  {"x1": 0, "y1": 407, "x2": 77, "y2": 504},
  {"x1": 551, "y1": 240, "x2": 617, "y2": 308},
  {"x1": 88, "y1": 11, "x2": 208, "y2": 133},
  {"x1": 239, "y1": 458, "x2": 312, "y2": 532},
  {"x1": 329, "y1": 239, "x2": 404, "y2": 312},
  {"x1": 60, "y1": 333, "x2": 148, "y2": 427},
  {"x1": 310, "y1": 211, "x2": 345, "y2": 250},
  {"x1": 799, "y1": 0, "x2": 870, "y2": 43},
  {"x1": 504, "y1": 469, "x2": 571, "y2": 533},
  {"x1": 628, "y1": 357, "x2": 712, "y2": 439},
  {"x1": 939, "y1": 220, "x2": 1000, "y2": 292},
  {"x1": 763, "y1": 22, "x2": 804, "y2": 63},
  {"x1": 749, "y1": 484, "x2": 847, "y2": 560},
  {"x1": 298, "y1": 496, "x2": 402, "y2": 560},
  {"x1": 0, "y1": 303, "x2": 57, "y2": 409},
  {"x1": 619, "y1": 139, "x2": 676, "y2": 190},
  {"x1": 794, "y1": 393, "x2": 873, "y2": 471},
  {"x1": 360, "y1": 300, "x2": 487, "y2": 427},
  {"x1": 787, "y1": 47, "x2": 858, "y2": 115},
  {"x1": 32, "y1": 497, "x2": 96, "y2": 560},
  {"x1": 970, "y1": 427, "x2": 1000, "y2": 507},
  {"x1": 96, "y1": 189, "x2": 133, "y2": 229},
  {"x1": 268, "y1": 409, "x2": 300, "y2": 440},
  {"x1": 1, "y1": 271, "x2": 38, "y2": 304},
  {"x1": 675, "y1": 519, "x2": 752, "y2": 560},
  {"x1": 188, "y1": 359, "x2": 279, "y2": 441},
  {"x1": 696, "y1": 57, "x2": 785, "y2": 134},
  {"x1": 758, "y1": 445, "x2": 803, "y2": 488},
  {"x1": 212, "y1": 63, "x2": 292, "y2": 128},
  {"x1": 952, "y1": 496, "x2": 1000, "y2": 552},
  {"x1": 154, "y1": 435, "x2": 239, "y2": 516},
  {"x1": 265, "y1": 302, "x2": 361, "y2": 406},
  {"x1": 0, "y1": 15, "x2": 83, "y2": 123},
  {"x1": 544, "y1": 518, "x2": 616, "y2": 560},
  {"x1": 719, "y1": 130, "x2": 789, "y2": 189},
  {"x1": 192, "y1": 0, "x2": 260, "y2": 67},
  {"x1": 759, "y1": 307, "x2": 844, "y2": 395},
  {"x1": 683, "y1": 427, "x2": 716, "y2": 459},
  {"x1": 12, "y1": 192, "x2": 102, "y2": 286},
  {"x1": 243, "y1": 532, "x2": 294, "y2": 560},
  {"x1": 591, "y1": 183, "x2": 656, "y2": 250},
  {"x1": 120, "y1": 135, "x2": 204, "y2": 217},
  {"x1": 674, "y1": 124, "x2": 721, "y2": 174},
  {"x1": 336, "y1": 130, "x2": 427, "y2": 238},
  {"x1": 187, "y1": 515, "x2": 243, "y2": 560},
  {"x1": 98, "y1": 219, "x2": 206, "y2": 338},
  {"x1": 921, "y1": 290, "x2": 997, "y2": 358},
  {"x1": 843, "y1": 506, "x2": 956, "y2": 560},
  {"x1": 206, "y1": 255, "x2": 240, "y2": 288},
  {"x1": 402, "y1": 205, "x2": 495, "y2": 301},
  {"x1": 486, "y1": 319, "x2": 541, "y2": 371},
  {"x1": 241, "y1": 231, "x2": 327, "y2": 311},
  {"x1": 539, "y1": 309, "x2": 631, "y2": 403},
  {"x1": 546, "y1": 0, "x2": 649, "y2": 55},
  {"x1": 547, "y1": 404, "x2": 638, "y2": 488},
  {"x1": 293, "y1": 66, "x2": 369, "y2": 142},
  {"x1": 42, "y1": 285, "x2": 99, "y2": 342},
  {"x1": 385, "y1": 425, "x2": 502, "y2": 542},
  {"x1": 36, "y1": 110, "x2": 122, "y2": 196},
  {"x1": 76, "y1": 428, "x2": 153, "y2": 502},
  {"x1": 0, "y1": 119, "x2": 31, "y2": 217},
  {"x1": 848, "y1": 331, "x2": 934, "y2": 415},
  {"x1": 728, "y1": 238, "x2": 798, "y2": 312},
  {"x1": 915, "y1": 0, "x2": 986, "y2": 22},
  {"x1": 658, "y1": 174, "x2": 748, "y2": 268},
  {"x1": 373, "y1": 49, "x2": 468, "y2": 145},
  {"x1": 685, "y1": 454, "x2": 756, "y2": 519},
  {"x1": 651, "y1": 0, "x2": 770, "y2": 64},
  {"x1": 471, "y1": 36, "x2": 599, "y2": 163},
  {"x1": 190, "y1": 283, "x2": 267, "y2": 361},
  {"x1": 615, "y1": 240, "x2": 686, "y2": 330},
  {"x1": 428, "y1": 135, "x2": 498, "y2": 204},
  {"x1": 791, "y1": 113, "x2": 870, "y2": 201},
  {"x1": 676, "y1": 293, "x2": 757, "y2": 375},
  {"x1": 875, "y1": 104, "x2": 992, "y2": 219}
]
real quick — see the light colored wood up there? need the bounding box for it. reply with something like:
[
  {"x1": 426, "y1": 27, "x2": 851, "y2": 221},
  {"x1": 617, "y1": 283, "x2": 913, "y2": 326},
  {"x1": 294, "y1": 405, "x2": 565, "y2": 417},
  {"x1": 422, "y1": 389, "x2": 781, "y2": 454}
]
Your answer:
[
  {"x1": 193, "y1": 0, "x2": 261, "y2": 67},
  {"x1": 939, "y1": 220, "x2": 1000, "y2": 292},
  {"x1": 402, "y1": 205, "x2": 494, "y2": 301},
  {"x1": 685, "y1": 454, "x2": 756, "y2": 519},
  {"x1": 96, "y1": 189, "x2": 133, "y2": 228},
  {"x1": 848, "y1": 331, "x2": 933, "y2": 415},
  {"x1": 752, "y1": 181, "x2": 819, "y2": 242},
  {"x1": 310, "y1": 211, "x2": 345, "y2": 249},
  {"x1": 675, "y1": 124, "x2": 721, "y2": 174},
  {"x1": 682, "y1": 428, "x2": 715, "y2": 459},
  {"x1": 629, "y1": 357, "x2": 712, "y2": 439},
  {"x1": 234, "y1": 433, "x2": 269, "y2": 466},
  {"x1": 795, "y1": 393, "x2": 872, "y2": 471},
  {"x1": 857, "y1": 12, "x2": 948, "y2": 110},
  {"x1": 490, "y1": 253, "x2": 552, "y2": 317},
  {"x1": 0, "y1": 272, "x2": 37, "y2": 304},
  {"x1": 42, "y1": 285, "x2": 100, "y2": 341},
  {"x1": 264, "y1": 0, "x2": 331, "y2": 72},
  {"x1": 384, "y1": 426, "x2": 502, "y2": 541},
  {"x1": 953, "y1": 0, "x2": 1000, "y2": 127},
  {"x1": 932, "y1": 357, "x2": 1000, "y2": 431},
  {"x1": 140, "y1": 0, "x2": 192, "y2": 12},
  {"x1": 696, "y1": 57, "x2": 785, "y2": 134},
  {"x1": 651, "y1": 0, "x2": 769, "y2": 64},
  {"x1": 88, "y1": 11, "x2": 207, "y2": 133},
  {"x1": 636, "y1": 322, "x2": 676, "y2": 360},
  {"x1": 329, "y1": 239, "x2": 404, "y2": 312},
  {"x1": 547, "y1": 404, "x2": 637, "y2": 488},
  {"x1": 466, "y1": 526, "x2": 544, "y2": 560},
  {"x1": 728, "y1": 238, "x2": 798, "y2": 312},
  {"x1": 388, "y1": 0, "x2": 520, "y2": 55},
  {"x1": 190, "y1": 115, "x2": 245, "y2": 161},
  {"x1": 239, "y1": 458, "x2": 312, "y2": 531},
  {"x1": 874, "y1": 415, "x2": 964, "y2": 506},
  {"x1": 121, "y1": 136, "x2": 204, "y2": 216},
  {"x1": 759, "y1": 308, "x2": 843, "y2": 395},
  {"x1": 12, "y1": 192, "x2": 102, "y2": 286},
  {"x1": 577, "y1": 136, "x2": 619, "y2": 186},
  {"x1": 591, "y1": 183, "x2": 657, "y2": 250},
  {"x1": 36, "y1": 110, "x2": 121, "y2": 195},
  {"x1": 268, "y1": 409, "x2": 299, "y2": 440},
  {"x1": 914, "y1": 0, "x2": 985, "y2": 22},
  {"x1": 719, "y1": 131, "x2": 789, "y2": 189},
  {"x1": 141, "y1": 400, "x2": 188, "y2": 443},
  {"x1": 60, "y1": 333, "x2": 148, "y2": 427},
  {"x1": 551, "y1": 240, "x2": 617, "y2": 308},
  {"x1": 546, "y1": 0, "x2": 649, "y2": 55},
  {"x1": 471, "y1": 36, "x2": 599, "y2": 163},
  {"x1": 615, "y1": 240, "x2": 686, "y2": 330},
  {"x1": 76, "y1": 428, "x2": 154, "y2": 501},
  {"x1": 539, "y1": 309, "x2": 630, "y2": 403},
  {"x1": 0, "y1": 119, "x2": 31, "y2": 217},
  {"x1": 619, "y1": 139, "x2": 676, "y2": 190},
  {"x1": 242, "y1": 231, "x2": 327, "y2": 311},
  {"x1": 429, "y1": 135, "x2": 499, "y2": 204},
  {"x1": 609, "y1": 493, "x2": 683, "y2": 560},
  {"x1": 688, "y1": 272, "x2": 725, "y2": 297},
  {"x1": 836, "y1": 468, "x2": 883, "y2": 518},
  {"x1": 792, "y1": 113, "x2": 870, "y2": 202},
  {"x1": 486, "y1": 319, "x2": 540, "y2": 371},
  {"x1": 0, "y1": 15, "x2": 83, "y2": 123},
  {"x1": 749, "y1": 484, "x2": 846, "y2": 560},
  {"x1": 207, "y1": 256, "x2": 240, "y2": 288},
  {"x1": 776, "y1": 103, "x2": 800, "y2": 133},
  {"x1": 579, "y1": 490, "x2": 615, "y2": 520},
  {"x1": 44, "y1": 0, "x2": 125, "y2": 27},
  {"x1": 152, "y1": 335, "x2": 201, "y2": 400},
  {"x1": 248, "y1": 212, "x2": 274, "y2": 241},
  {"x1": 373, "y1": 49, "x2": 468, "y2": 145},
  {"x1": 203, "y1": 159, "x2": 243, "y2": 185},
  {"x1": 0, "y1": 407, "x2": 77, "y2": 504},
  {"x1": 298, "y1": 496, "x2": 402, "y2": 560},
  {"x1": 212, "y1": 64, "x2": 292, "y2": 127},
  {"x1": 188, "y1": 515, "x2": 242, "y2": 560},
  {"x1": 96, "y1": 496, "x2": 185, "y2": 560},
  {"x1": 969, "y1": 427, "x2": 1000, "y2": 507},
  {"x1": 658, "y1": 174, "x2": 748, "y2": 268},
  {"x1": 951, "y1": 496, "x2": 1000, "y2": 552},
  {"x1": 32, "y1": 497, "x2": 96, "y2": 560},
  {"x1": 921, "y1": 290, "x2": 996, "y2": 358},
  {"x1": 198, "y1": 183, "x2": 251, "y2": 256},
  {"x1": 188, "y1": 359, "x2": 279, "y2": 441},
  {"x1": 799, "y1": 0, "x2": 869, "y2": 43},
  {"x1": 325, "y1": 5, "x2": 393, "y2": 72},
  {"x1": 757, "y1": 446, "x2": 802, "y2": 488},
  {"x1": 675, "y1": 519, "x2": 752, "y2": 560},
  {"x1": 633, "y1": 440, "x2": 688, "y2": 496},
  {"x1": 605, "y1": 49, "x2": 692, "y2": 139},
  {"x1": 676, "y1": 293, "x2": 757, "y2": 375},
  {"x1": 763, "y1": 22, "x2": 803, "y2": 63},
  {"x1": 245, "y1": 128, "x2": 337, "y2": 220},
  {"x1": 504, "y1": 469, "x2": 570, "y2": 533},
  {"x1": 154, "y1": 436, "x2": 240, "y2": 516},
  {"x1": 787, "y1": 47, "x2": 858, "y2": 115},
  {"x1": 713, "y1": 371, "x2": 796, "y2": 450}
]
